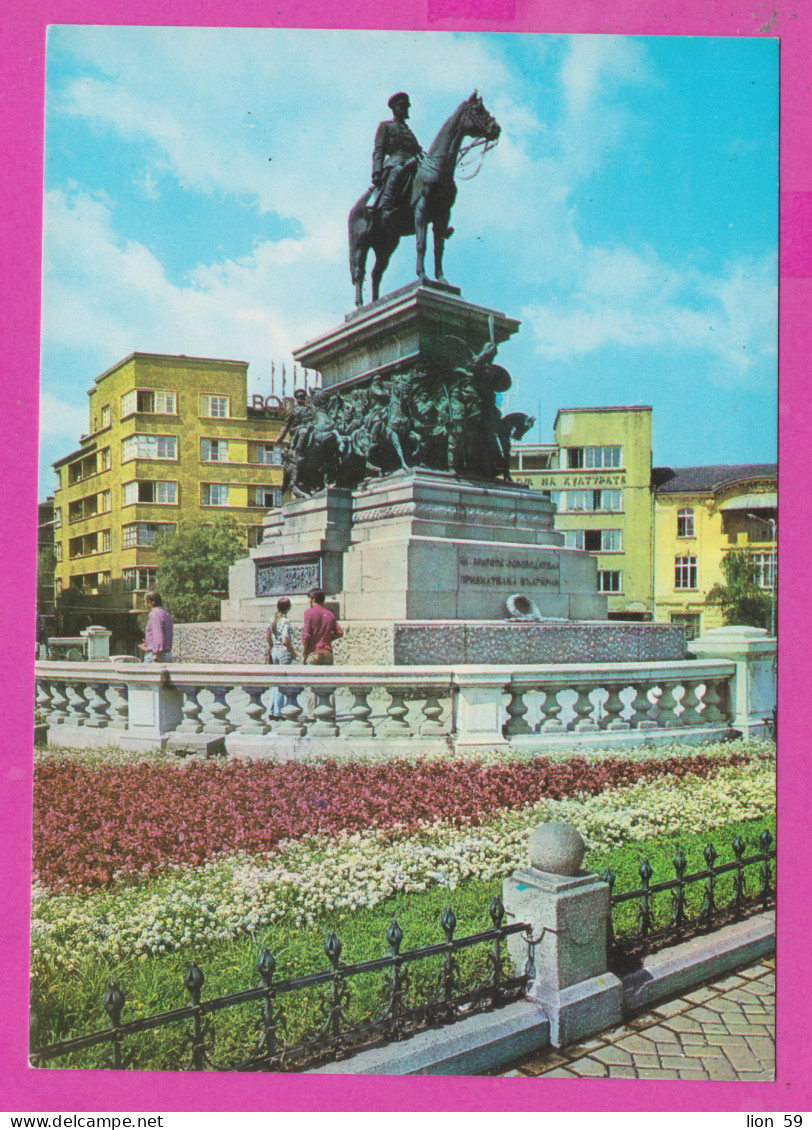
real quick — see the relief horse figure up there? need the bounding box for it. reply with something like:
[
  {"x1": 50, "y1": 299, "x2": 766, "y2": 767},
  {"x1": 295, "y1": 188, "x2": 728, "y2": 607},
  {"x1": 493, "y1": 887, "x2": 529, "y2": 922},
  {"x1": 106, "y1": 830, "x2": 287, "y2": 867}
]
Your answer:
[
  {"x1": 494, "y1": 412, "x2": 537, "y2": 482},
  {"x1": 348, "y1": 93, "x2": 500, "y2": 307}
]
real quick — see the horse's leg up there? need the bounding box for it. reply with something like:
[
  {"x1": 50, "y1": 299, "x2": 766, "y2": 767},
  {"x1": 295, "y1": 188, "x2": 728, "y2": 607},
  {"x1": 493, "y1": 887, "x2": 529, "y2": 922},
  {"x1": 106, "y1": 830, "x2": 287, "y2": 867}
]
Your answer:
[
  {"x1": 414, "y1": 195, "x2": 429, "y2": 285},
  {"x1": 371, "y1": 229, "x2": 398, "y2": 302},
  {"x1": 433, "y1": 201, "x2": 453, "y2": 284}
]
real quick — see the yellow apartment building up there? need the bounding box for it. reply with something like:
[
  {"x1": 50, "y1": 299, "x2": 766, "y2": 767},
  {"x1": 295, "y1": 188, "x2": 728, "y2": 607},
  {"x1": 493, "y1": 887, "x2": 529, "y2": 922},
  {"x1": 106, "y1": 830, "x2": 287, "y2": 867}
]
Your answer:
[
  {"x1": 652, "y1": 464, "x2": 777, "y2": 638},
  {"x1": 510, "y1": 406, "x2": 655, "y2": 619},
  {"x1": 52, "y1": 353, "x2": 287, "y2": 634}
]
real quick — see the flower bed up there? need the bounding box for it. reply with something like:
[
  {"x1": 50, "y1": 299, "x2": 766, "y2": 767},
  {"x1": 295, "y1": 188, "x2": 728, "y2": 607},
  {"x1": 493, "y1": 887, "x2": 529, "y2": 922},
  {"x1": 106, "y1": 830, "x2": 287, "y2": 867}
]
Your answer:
[
  {"x1": 31, "y1": 755, "x2": 775, "y2": 971},
  {"x1": 33, "y1": 743, "x2": 763, "y2": 891}
]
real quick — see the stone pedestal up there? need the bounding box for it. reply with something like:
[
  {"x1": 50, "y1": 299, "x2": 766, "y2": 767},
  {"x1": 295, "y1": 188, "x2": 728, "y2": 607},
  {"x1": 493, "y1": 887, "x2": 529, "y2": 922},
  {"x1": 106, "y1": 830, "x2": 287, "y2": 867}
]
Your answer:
[
  {"x1": 503, "y1": 823, "x2": 622, "y2": 1048},
  {"x1": 294, "y1": 280, "x2": 519, "y2": 390},
  {"x1": 223, "y1": 468, "x2": 608, "y2": 633},
  {"x1": 80, "y1": 626, "x2": 112, "y2": 661}
]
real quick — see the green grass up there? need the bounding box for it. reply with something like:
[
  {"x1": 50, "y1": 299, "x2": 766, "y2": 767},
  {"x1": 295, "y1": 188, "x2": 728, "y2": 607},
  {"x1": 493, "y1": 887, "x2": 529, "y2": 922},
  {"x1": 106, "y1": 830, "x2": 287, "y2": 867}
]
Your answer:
[{"x1": 31, "y1": 812, "x2": 775, "y2": 1071}]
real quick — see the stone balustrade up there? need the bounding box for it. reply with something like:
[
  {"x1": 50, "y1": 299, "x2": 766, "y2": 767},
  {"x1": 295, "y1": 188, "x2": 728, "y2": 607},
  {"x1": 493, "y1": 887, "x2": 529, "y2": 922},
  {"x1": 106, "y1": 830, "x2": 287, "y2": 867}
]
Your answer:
[{"x1": 32, "y1": 651, "x2": 759, "y2": 758}]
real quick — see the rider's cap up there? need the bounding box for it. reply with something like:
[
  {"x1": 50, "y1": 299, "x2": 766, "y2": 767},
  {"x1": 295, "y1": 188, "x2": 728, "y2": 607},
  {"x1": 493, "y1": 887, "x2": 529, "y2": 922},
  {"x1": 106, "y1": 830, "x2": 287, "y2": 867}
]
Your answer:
[{"x1": 388, "y1": 92, "x2": 410, "y2": 109}]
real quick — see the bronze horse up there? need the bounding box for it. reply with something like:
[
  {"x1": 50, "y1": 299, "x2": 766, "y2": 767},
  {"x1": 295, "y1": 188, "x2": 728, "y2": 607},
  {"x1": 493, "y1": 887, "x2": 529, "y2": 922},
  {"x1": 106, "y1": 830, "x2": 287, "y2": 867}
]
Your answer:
[{"x1": 348, "y1": 93, "x2": 501, "y2": 307}]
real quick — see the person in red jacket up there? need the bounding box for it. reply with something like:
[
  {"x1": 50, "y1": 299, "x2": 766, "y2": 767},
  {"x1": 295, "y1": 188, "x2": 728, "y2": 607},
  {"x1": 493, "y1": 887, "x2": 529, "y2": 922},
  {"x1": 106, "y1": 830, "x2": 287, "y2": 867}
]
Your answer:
[{"x1": 301, "y1": 588, "x2": 343, "y2": 665}]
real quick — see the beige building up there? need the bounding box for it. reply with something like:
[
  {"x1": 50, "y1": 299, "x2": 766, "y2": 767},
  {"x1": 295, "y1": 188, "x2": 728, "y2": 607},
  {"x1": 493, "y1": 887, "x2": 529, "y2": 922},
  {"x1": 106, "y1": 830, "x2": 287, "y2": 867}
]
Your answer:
[{"x1": 652, "y1": 464, "x2": 777, "y2": 638}]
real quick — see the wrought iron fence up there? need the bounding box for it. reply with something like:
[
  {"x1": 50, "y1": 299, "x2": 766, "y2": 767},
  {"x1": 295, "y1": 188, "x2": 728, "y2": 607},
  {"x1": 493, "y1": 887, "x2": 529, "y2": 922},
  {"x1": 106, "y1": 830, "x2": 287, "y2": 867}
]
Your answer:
[
  {"x1": 30, "y1": 898, "x2": 531, "y2": 1073},
  {"x1": 603, "y1": 829, "x2": 775, "y2": 969}
]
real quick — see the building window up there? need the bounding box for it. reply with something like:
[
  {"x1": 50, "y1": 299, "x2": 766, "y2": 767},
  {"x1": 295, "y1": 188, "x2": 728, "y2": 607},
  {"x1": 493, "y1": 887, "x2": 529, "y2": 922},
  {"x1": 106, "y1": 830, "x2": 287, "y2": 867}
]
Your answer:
[
  {"x1": 121, "y1": 389, "x2": 177, "y2": 417},
  {"x1": 674, "y1": 555, "x2": 698, "y2": 589},
  {"x1": 252, "y1": 486, "x2": 282, "y2": 508},
  {"x1": 564, "y1": 530, "x2": 585, "y2": 550},
  {"x1": 559, "y1": 489, "x2": 622, "y2": 513},
  {"x1": 201, "y1": 483, "x2": 230, "y2": 507},
  {"x1": 100, "y1": 405, "x2": 111, "y2": 429},
  {"x1": 122, "y1": 434, "x2": 177, "y2": 461},
  {"x1": 200, "y1": 394, "x2": 229, "y2": 418},
  {"x1": 55, "y1": 578, "x2": 63, "y2": 597},
  {"x1": 671, "y1": 613, "x2": 701, "y2": 641},
  {"x1": 101, "y1": 530, "x2": 111, "y2": 553},
  {"x1": 677, "y1": 507, "x2": 695, "y2": 538},
  {"x1": 751, "y1": 551, "x2": 776, "y2": 590},
  {"x1": 567, "y1": 445, "x2": 622, "y2": 469},
  {"x1": 54, "y1": 508, "x2": 62, "y2": 528},
  {"x1": 100, "y1": 448, "x2": 112, "y2": 471},
  {"x1": 123, "y1": 480, "x2": 178, "y2": 506},
  {"x1": 248, "y1": 525, "x2": 266, "y2": 548},
  {"x1": 100, "y1": 489, "x2": 112, "y2": 513},
  {"x1": 122, "y1": 522, "x2": 176, "y2": 548},
  {"x1": 598, "y1": 570, "x2": 622, "y2": 593},
  {"x1": 123, "y1": 567, "x2": 158, "y2": 592},
  {"x1": 600, "y1": 528, "x2": 622, "y2": 552},
  {"x1": 251, "y1": 443, "x2": 282, "y2": 465},
  {"x1": 54, "y1": 544, "x2": 62, "y2": 562},
  {"x1": 201, "y1": 439, "x2": 229, "y2": 462}
]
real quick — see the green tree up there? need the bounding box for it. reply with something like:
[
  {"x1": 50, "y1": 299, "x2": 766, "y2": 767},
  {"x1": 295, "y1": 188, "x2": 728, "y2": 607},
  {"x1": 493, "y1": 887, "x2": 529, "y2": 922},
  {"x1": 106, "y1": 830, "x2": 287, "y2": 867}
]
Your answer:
[
  {"x1": 152, "y1": 518, "x2": 247, "y2": 622},
  {"x1": 706, "y1": 548, "x2": 774, "y2": 632}
]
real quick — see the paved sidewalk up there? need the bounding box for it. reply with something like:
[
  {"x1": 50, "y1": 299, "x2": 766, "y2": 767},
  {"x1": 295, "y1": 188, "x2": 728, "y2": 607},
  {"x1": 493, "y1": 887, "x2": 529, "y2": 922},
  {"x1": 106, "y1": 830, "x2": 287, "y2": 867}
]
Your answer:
[{"x1": 499, "y1": 957, "x2": 775, "y2": 1081}]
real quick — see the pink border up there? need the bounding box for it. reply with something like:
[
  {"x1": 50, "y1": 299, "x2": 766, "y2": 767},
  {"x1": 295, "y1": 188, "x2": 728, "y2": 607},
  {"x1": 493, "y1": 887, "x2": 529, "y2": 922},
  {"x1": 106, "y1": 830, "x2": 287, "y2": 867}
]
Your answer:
[{"x1": 3, "y1": 0, "x2": 806, "y2": 1112}]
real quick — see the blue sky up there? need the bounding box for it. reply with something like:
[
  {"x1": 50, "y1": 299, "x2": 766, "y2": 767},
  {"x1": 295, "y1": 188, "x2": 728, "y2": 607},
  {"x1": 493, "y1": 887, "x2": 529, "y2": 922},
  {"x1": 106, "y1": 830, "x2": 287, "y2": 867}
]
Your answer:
[{"x1": 39, "y1": 27, "x2": 778, "y2": 495}]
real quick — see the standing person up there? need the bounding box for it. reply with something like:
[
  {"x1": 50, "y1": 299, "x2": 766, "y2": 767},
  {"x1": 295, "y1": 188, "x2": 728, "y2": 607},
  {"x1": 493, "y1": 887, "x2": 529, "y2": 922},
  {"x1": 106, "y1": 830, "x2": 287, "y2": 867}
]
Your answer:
[
  {"x1": 301, "y1": 588, "x2": 343, "y2": 665},
  {"x1": 138, "y1": 591, "x2": 174, "y2": 662},
  {"x1": 268, "y1": 597, "x2": 296, "y2": 719},
  {"x1": 36, "y1": 612, "x2": 49, "y2": 660}
]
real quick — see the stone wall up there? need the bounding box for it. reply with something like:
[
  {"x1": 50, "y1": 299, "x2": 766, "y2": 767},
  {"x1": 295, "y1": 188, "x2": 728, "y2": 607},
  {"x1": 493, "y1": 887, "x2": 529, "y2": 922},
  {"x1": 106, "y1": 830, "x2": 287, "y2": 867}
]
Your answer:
[{"x1": 173, "y1": 619, "x2": 686, "y2": 666}]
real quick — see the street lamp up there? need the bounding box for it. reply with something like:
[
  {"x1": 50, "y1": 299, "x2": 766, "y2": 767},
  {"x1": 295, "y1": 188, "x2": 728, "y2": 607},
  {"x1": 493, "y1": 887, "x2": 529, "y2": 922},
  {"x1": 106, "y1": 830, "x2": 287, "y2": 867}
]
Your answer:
[{"x1": 747, "y1": 513, "x2": 777, "y2": 638}]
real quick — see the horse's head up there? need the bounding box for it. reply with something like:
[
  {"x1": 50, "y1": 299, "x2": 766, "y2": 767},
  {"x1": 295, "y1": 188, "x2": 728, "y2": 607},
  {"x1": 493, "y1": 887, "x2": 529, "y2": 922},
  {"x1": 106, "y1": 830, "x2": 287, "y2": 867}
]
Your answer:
[
  {"x1": 461, "y1": 90, "x2": 501, "y2": 143},
  {"x1": 518, "y1": 414, "x2": 536, "y2": 438}
]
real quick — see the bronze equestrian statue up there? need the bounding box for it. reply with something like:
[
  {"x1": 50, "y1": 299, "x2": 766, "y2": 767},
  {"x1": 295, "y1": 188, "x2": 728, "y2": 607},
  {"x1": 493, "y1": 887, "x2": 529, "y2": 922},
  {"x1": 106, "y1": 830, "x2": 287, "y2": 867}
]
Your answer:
[{"x1": 349, "y1": 92, "x2": 501, "y2": 306}]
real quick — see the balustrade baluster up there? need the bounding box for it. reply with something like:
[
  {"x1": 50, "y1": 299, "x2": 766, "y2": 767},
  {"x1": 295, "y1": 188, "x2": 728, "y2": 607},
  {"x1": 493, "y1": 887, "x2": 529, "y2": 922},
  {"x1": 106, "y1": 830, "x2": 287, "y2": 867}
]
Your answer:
[
  {"x1": 84, "y1": 683, "x2": 110, "y2": 728},
  {"x1": 571, "y1": 684, "x2": 599, "y2": 732},
  {"x1": 701, "y1": 678, "x2": 729, "y2": 725},
  {"x1": 601, "y1": 682, "x2": 629, "y2": 730},
  {"x1": 380, "y1": 687, "x2": 412, "y2": 737},
  {"x1": 65, "y1": 683, "x2": 89, "y2": 726},
  {"x1": 657, "y1": 680, "x2": 684, "y2": 728},
  {"x1": 635, "y1": 684, "x2": 660, "y2": 730},
  {"x1": 242, "y1": 686, "x2": 270, "y2": 735},
  {"x1": 105, "y1": 684, "x2": 128, "y2": 731},
  {"x1": 176, "y1": 686, "x2": 204, "y2": 733},
  {"x1": 202, "y1": 686, "x2": 233, "y2": 733},
  {"x1": 418, "y1": 687, "x2": 446, "y2": 736},
  {"x1": 48, "y1": 682, "x2": 68, "y2": 725},
  {"x1": 538, "y1": 687, "x2": 564, "y2": 732},
  {"x1": 503, "y1": 684, "x2": 532, "y2": 736},
  {"x1": 35, "y1": 680, "x2": 52, "y2": 724},
  {"x1": 679, "y1": 679, "x2": 703, "y2": 727},
  {"x1": 310, "y1": 684, "x2": 339, "y2": 736},
  {"x1": 277, "y1": 686, "x2": 306, "y2": 736},
  {"x1": 341, "y1": 686, "x2": 375, "y2": 737}
]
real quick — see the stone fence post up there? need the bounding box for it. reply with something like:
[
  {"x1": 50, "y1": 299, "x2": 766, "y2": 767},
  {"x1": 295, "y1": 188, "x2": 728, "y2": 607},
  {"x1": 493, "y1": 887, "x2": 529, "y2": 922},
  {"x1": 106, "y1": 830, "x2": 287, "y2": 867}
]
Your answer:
[
  {"x1": 502, "y1": 822, "x2": 622, "y2": 1048},
  {"x1": 80, "y1": 625, "x2": 112, "y2": 661},
  {"x1": 689, "y1": 625, "x2": 776, "y2": 739}
]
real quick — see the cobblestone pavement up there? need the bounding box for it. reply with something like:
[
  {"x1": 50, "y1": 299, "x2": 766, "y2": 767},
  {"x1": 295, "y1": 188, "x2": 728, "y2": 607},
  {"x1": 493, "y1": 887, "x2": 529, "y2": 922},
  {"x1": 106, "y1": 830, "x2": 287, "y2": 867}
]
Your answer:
[{"x1": 500, "y1": 958, "x2": 775, "y2": 1081}]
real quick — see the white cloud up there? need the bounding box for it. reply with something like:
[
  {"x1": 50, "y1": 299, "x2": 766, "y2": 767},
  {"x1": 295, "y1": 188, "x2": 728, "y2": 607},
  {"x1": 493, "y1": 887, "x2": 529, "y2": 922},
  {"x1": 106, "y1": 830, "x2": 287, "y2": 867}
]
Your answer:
[
  {"x1": 39, "y1": 391, "x2": 88, "y2": 441},
  {"x1": 521, "y1": 246, "x2": 777, "y2": 384}
]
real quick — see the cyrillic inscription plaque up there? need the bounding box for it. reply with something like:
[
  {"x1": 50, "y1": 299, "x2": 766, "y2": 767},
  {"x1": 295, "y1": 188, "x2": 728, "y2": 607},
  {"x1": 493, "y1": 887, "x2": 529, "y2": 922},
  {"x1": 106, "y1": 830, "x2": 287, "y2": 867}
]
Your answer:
[{"x1": 457, "y1": 550, "x2": 560, "y2": 590}]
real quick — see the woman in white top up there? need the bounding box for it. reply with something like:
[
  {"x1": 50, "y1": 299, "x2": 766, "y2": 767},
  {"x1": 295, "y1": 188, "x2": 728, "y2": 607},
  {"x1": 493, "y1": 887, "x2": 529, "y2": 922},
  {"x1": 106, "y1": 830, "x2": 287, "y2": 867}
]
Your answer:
[{"x1": 268, "y1": 597, "x2": 296, "y2": 719}]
